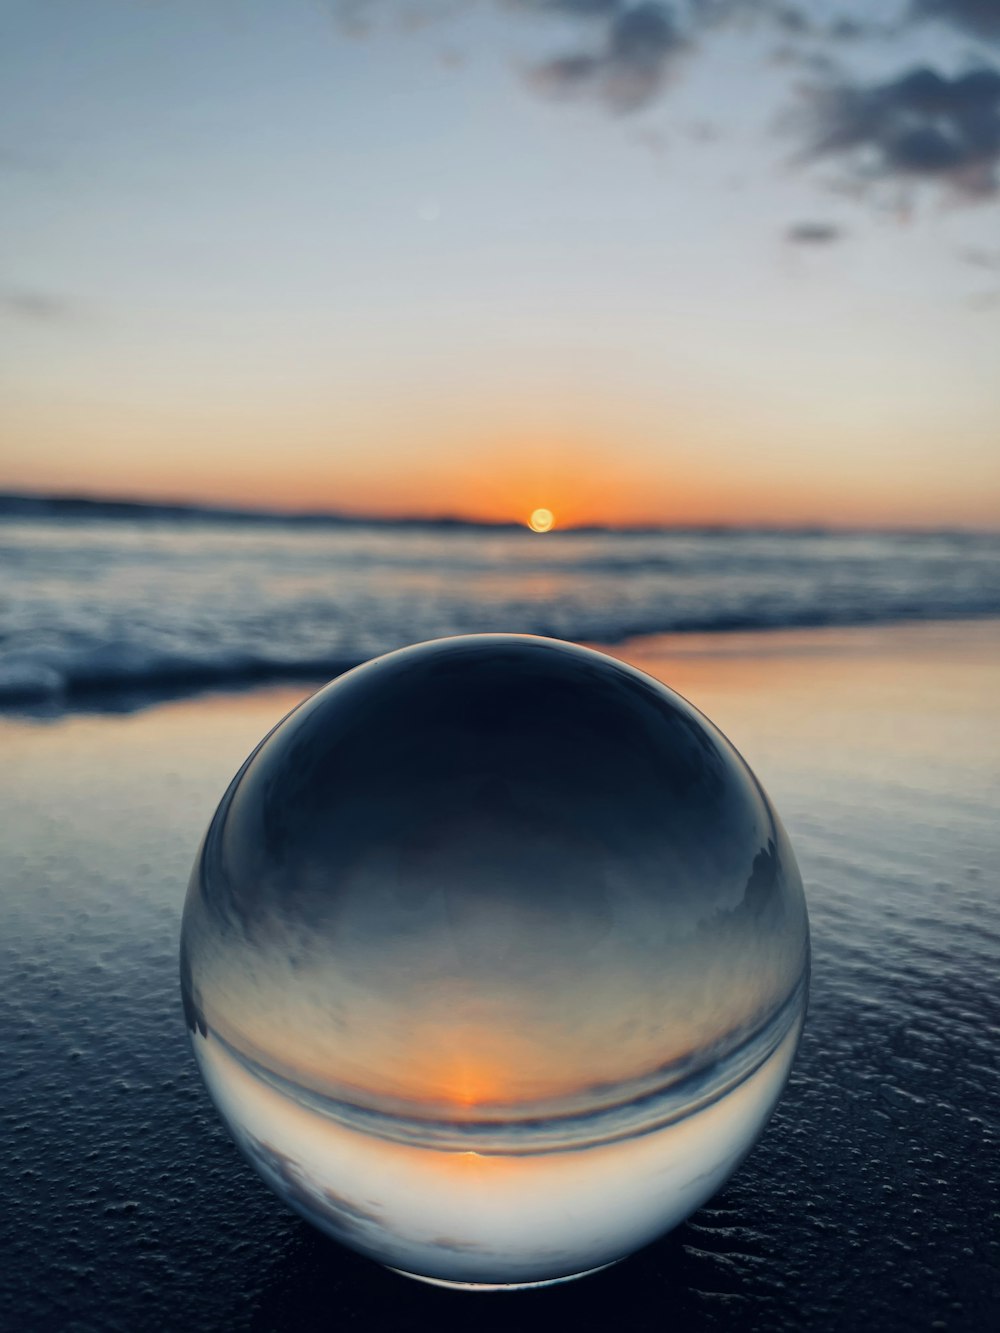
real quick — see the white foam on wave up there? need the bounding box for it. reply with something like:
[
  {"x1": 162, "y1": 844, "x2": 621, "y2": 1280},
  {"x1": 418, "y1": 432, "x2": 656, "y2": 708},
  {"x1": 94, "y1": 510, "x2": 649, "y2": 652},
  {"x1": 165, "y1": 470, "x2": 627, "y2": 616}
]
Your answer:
[{"x1": 2, "y1": 518, "x2": 998, "y2": 706}]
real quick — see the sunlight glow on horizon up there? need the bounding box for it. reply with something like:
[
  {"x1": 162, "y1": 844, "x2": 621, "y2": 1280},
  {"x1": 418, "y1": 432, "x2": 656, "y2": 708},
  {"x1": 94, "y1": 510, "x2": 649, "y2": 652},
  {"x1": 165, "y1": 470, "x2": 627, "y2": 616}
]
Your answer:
[{"x1": 2, "y1": 1, "x2": 998, "y2": 530}]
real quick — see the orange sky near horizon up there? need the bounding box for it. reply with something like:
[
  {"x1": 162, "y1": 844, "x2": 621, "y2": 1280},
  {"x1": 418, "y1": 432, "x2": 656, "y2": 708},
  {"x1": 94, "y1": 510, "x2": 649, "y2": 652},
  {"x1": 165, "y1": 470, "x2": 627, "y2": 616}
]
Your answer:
[
  {"x1": 3, "y1": 1, "x2": 1000, "y2": 533},
  {"x1": 6, "y1": 426, "x2": 997, "y2": 531},
  {"x1": 5, "y1": 360, "x2": 998, "y2": 529}
]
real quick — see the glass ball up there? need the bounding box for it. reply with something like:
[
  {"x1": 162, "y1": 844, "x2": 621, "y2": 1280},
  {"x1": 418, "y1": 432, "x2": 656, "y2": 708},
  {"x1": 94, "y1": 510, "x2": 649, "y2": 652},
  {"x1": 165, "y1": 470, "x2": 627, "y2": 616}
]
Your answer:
[{"x1": 180, "y1": 634, "x2": 809, "y2": 1290}]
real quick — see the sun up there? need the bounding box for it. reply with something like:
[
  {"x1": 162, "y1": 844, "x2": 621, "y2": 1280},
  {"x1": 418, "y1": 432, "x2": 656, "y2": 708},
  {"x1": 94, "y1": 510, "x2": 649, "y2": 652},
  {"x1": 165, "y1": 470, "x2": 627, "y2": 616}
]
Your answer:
[{"x1": 527, "y1": 508, "x2": 554, "y2": 533}]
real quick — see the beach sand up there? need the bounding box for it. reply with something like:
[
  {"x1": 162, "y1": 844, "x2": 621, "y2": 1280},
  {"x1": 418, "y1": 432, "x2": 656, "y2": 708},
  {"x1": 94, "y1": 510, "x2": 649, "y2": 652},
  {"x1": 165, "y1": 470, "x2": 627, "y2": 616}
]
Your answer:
[{"x1": 2, "y1": 620, "x2": 998, "y2": 1331}]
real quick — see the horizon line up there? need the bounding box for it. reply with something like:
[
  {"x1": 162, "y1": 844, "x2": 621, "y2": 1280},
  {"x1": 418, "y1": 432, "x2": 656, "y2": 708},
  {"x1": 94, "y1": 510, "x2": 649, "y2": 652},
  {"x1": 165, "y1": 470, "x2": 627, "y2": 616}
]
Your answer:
[{"x1": 0, "y1": 489, "x2": 996, "y2": 538}]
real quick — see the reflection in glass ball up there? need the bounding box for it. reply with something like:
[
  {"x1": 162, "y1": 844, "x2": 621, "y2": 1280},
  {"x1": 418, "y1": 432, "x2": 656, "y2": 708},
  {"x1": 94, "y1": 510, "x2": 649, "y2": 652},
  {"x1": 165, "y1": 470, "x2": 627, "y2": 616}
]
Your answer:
[{"x1": 180, "y1": 635, "x2": 809, "y2": 1289}]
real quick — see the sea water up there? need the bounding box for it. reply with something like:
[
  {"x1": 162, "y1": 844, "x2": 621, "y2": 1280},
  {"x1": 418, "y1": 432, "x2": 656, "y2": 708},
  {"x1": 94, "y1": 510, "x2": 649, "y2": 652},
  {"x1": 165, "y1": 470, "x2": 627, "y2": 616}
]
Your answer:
[{"x1": 1, "y1": 508, "x2": 998, "y2": 708}]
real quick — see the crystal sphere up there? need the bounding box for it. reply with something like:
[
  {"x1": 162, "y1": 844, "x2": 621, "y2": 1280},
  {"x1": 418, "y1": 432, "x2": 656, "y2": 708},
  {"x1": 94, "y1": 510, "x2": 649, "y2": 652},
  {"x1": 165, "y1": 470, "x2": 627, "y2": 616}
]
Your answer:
[{"x1": 180, "y1": 634, "x2": 809, "y2": 1289}]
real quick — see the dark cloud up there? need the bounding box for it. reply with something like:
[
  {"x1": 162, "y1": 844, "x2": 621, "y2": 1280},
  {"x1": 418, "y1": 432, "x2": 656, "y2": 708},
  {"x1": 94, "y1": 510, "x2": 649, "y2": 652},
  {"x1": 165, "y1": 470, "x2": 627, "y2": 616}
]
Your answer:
[
  {"x1": 335, "y1": 0, "x2": 1000, "y2": 217},
  {"x1": 763, "y1": 5, "x2": 893, "y2": 43},
  {"x1": 513, "y1": 0, "x2": 625, "y2": 15},
  {"x1": 334, "y1": 0, "x2": 727, "y2": 112},
  {"x1": 762, "y1": 1, "x2": 1000, "y2": 46},
  {"x1": 786, "y1": 220, "x2": 844, "y2": 244},
  {"x1": 529, "y1": 2, "x2": 686, "y2": 112},
  {"x1": 913, "y1": 0, "x2": 1000, "y2": 41},
  {"x1": 805, "y1": 64, "x2": 1000, "y2": 198},
  {"x1": 0, "y1": 288, "x2": 75, "y2": 322}
]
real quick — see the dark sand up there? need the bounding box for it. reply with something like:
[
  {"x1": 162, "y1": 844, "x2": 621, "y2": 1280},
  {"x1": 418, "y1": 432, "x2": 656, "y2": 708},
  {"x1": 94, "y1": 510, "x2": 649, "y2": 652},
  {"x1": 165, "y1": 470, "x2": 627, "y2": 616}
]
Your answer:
[{"x1": 2, "y1": 621, "x2": 998, "y2": 1331}]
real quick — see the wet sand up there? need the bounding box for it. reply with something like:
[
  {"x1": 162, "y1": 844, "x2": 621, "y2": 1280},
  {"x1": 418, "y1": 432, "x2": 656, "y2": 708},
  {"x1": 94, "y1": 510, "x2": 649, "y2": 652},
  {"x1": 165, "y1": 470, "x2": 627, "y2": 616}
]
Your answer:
[{"x1": 2, "y1": 620, "x2": 998, "y2": 1331}]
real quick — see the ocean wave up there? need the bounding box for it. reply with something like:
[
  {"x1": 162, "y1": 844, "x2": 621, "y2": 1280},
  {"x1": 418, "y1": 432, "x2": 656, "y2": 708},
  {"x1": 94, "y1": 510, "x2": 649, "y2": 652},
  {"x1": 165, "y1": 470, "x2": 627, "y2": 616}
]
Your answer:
[
  {"x1": 0, "y1": 648, "x2": 361, "y2": 705},
  {"x1": 3, "y1": 602, "x2": 999, "y2": 708},
  {"x1": 2, "y1": 517, "x2": 998, "y2": 710}
]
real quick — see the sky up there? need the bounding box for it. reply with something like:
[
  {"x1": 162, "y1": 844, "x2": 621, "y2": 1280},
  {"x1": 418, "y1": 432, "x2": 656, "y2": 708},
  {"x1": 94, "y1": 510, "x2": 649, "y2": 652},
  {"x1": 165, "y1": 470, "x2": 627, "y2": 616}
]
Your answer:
[{"x1": 1, "y1": 0, "x2": 998, "y2": 528}]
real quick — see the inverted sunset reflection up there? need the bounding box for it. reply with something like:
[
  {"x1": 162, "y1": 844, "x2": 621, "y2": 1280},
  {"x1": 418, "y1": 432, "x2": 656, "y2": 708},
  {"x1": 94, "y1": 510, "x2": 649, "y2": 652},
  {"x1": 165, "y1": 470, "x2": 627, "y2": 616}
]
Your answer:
[
  {"x1": 193, "y1": 1016, "x2": 803, "y2": 1288},
  {"x1": 181, "y1": 635, "x2": 809, "y2": 1286}
]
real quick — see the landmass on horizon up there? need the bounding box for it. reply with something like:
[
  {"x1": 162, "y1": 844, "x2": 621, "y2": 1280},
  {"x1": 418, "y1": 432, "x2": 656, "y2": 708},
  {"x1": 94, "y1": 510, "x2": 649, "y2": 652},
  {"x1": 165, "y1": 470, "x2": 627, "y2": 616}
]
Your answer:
[{"x1": 2, "y1": 491, "x2": 996, "y2": 537}]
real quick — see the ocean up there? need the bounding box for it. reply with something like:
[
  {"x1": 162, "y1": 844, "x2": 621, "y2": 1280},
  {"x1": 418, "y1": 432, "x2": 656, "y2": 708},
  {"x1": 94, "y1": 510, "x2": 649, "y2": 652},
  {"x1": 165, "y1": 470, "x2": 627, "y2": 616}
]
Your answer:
[{"x1": 2, "y1": 507, "x2": 998, "y2": 708}]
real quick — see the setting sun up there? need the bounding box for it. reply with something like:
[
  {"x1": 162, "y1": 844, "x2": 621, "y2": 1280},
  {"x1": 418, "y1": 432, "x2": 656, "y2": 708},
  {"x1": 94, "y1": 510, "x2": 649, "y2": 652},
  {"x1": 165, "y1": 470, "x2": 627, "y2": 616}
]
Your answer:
[{"x1": 528, "y1": 508, "x2": 554, "y2": 534}]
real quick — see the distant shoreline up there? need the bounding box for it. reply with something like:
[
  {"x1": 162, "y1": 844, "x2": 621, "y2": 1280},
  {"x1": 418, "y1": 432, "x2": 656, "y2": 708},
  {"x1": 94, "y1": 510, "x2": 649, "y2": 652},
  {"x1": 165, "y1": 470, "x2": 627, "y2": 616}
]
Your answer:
[{"x1": 0, "y1": 491, "x2": 994, "y2": 539}]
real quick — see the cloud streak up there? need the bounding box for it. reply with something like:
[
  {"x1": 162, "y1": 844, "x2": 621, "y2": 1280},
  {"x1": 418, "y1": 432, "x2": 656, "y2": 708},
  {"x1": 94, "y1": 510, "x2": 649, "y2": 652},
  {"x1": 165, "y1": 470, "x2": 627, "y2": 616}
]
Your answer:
[
  {"x1": 0, "y1": 288, "x2": 76, "y2": 322},
  {"x1": 785, "y1": 221, "x2": 844, "y2": 244},
  {"x1": 528, "y1": 2, "x2": 687, "y2": 112}
]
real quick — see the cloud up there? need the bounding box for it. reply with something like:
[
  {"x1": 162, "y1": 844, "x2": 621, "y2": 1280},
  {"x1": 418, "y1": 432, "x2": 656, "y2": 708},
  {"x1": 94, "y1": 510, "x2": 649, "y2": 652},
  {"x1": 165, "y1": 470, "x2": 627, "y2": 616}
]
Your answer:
[
  {"x1": 334, "y1": 1, "x2": 1000, "y2": 213},
  {"x1": 333, "y1": 0, "x2": 722, "y2": 113},
  {"x1": 513, "y1": 0, "x2": 625, "y2": 15},
  {"x1": 528, "y1": 2, "x2": 687, "y2": 112},
  {"x1": 767, "y1": 1, "x2": 1000, "y2": 47},
  {"x1": 0, "y1": 288, "x2": 76, "y2": 322},
  {"x1": 785, "y1": 221, "x2": 844, "y2": 244},
  {"x1": 804, "y1": 64, "x2": 1000, "y2": 198},
  {"x1": 913, "y1": 0, "x2": 1000, "y2": 41},
  {"x1": 763, "y1": 4, "x2": 897, "y2": 45}
]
